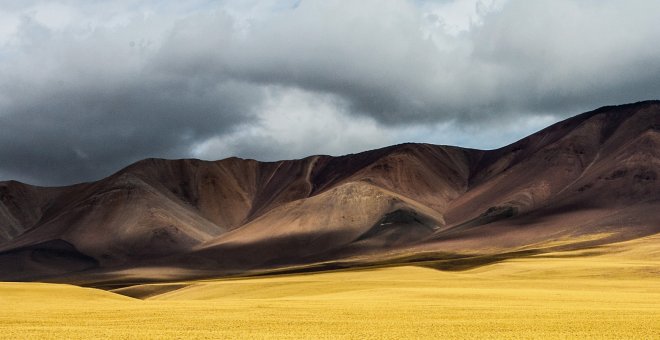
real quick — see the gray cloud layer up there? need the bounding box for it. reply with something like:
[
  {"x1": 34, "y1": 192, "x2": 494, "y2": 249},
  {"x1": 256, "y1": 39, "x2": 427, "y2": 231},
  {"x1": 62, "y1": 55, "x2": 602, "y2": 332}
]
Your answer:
[{"x1": 1, "y1": 0, "x2": 659, "y2": 185}]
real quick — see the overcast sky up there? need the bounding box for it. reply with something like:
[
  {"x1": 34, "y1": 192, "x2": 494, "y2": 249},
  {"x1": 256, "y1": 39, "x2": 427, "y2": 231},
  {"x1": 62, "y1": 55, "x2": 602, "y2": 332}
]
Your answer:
[{"x1": 1, "y1": 0, "x2": 659, "y2": 186}]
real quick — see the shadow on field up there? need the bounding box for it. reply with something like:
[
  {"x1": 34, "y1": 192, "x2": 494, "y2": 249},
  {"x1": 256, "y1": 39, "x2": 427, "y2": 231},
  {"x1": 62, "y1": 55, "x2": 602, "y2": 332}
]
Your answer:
[{"x1": 418, "y1": 250, "x2": 541, "y2": 271}]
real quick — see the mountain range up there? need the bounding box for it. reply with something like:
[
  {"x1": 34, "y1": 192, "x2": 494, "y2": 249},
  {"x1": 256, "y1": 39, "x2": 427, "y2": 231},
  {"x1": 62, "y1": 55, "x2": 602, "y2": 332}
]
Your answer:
[{"x1": 1, "y1": 100, "x2": 659, "y2": 287}]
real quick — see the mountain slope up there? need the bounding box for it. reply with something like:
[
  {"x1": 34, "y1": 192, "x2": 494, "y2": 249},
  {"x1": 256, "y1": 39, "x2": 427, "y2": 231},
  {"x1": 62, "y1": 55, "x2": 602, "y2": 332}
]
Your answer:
[{"x1": 0, "y1": 100, "x2": 659, "y2": 283}]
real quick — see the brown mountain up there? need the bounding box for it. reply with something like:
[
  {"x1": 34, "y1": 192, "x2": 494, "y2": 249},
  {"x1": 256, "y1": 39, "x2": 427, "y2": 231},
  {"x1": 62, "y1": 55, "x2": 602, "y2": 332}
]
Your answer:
[{"x1": 1, "y1": 100, "x2": 659, "y2": 285}]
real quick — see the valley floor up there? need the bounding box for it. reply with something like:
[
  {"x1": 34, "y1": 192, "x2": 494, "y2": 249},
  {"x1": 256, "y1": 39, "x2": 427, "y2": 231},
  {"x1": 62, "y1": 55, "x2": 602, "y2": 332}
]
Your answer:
[{"x1": 1, "y1": 235, "x2": 659, "y2": 339}]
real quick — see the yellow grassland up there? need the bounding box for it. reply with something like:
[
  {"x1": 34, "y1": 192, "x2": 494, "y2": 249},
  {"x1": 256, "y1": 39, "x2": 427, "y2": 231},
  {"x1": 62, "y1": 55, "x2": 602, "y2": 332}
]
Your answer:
[{"x1": 1, "y1": 234, "x2": 659, "y2": 339}]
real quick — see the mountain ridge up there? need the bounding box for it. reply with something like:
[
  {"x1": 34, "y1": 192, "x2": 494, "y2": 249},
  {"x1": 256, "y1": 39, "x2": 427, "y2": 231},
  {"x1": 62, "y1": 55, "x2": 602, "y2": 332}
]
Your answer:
[{"x1": 1, "y1": 100, "x2": 659, "y2": 284}]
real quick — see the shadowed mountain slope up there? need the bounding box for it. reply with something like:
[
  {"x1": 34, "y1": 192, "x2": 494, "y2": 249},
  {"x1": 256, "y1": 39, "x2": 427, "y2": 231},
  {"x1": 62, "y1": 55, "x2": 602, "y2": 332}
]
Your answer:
[{"x1": 1, "y1": 100, "x2": 659, "y2": 284}]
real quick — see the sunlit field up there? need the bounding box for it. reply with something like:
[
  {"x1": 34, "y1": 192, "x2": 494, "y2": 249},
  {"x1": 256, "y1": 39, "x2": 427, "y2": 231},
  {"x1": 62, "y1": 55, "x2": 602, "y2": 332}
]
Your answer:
[{"x1": 1, "y1": 235, "x2": 659, "y2": 339}]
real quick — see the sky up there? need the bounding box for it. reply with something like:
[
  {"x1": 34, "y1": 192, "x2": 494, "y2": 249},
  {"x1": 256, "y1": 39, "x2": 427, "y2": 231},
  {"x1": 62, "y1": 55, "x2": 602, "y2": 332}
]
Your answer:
[{"x1": 1, "y1": 0, "x2": 659, "y2": 186}]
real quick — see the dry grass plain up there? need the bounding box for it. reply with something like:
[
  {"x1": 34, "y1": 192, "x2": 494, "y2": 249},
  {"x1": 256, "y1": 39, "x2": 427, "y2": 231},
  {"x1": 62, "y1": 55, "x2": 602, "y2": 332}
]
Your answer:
[{"x1": 1, "y1": 235, "x2": 659, "y2": 339}]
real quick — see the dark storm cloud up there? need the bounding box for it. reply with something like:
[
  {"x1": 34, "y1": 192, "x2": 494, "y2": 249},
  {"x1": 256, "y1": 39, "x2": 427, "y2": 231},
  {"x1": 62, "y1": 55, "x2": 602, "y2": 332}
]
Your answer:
[
  {"x1": 0, "y1": 79, "x2": 261, "y2": 184},
  {"x1": 1, "y1": 0, "x2": 660, "y2": 185},
  {"x1": 0, "y1": 12, "x2": 262, "y2": 184},
  {"x1": 155, "y1": 0, "x2": 660, "y2": 123}
]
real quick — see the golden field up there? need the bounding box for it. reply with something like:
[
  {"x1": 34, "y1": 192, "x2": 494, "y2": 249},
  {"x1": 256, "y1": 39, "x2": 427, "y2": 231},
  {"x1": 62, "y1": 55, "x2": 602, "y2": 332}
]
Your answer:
[{"x1": 1, "y1": 235, "x2": 659, "y2": 339}]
